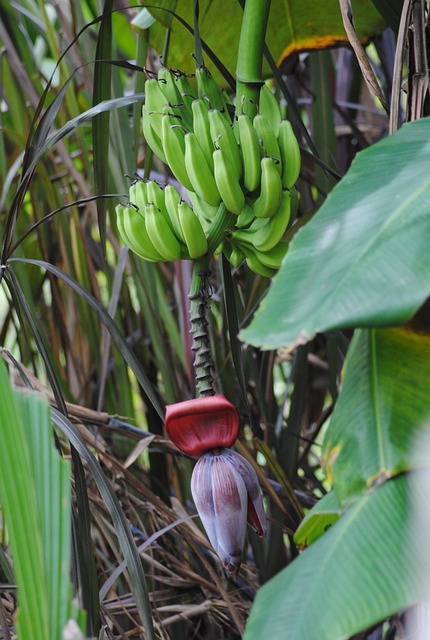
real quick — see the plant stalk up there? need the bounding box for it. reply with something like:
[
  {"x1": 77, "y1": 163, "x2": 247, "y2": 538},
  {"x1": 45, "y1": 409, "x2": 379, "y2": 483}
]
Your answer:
[
  {"x1": 189, "y1": 204, "x2": 234, "y2": 396},
  {"x1": 235, "y1": 0, "x2": 271, "y2": 119}
]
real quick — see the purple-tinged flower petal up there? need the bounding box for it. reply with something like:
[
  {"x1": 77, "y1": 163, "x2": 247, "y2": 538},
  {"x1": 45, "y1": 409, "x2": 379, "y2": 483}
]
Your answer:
[
  {"x1": 221, "y1": 449, "x2": 267, "y2": 538},
  {"x1": 165, "y1": 396, "x2": 240, "y2": 456},
  {"x1": 191, "y1": 450, "x2": 248, "y2": 576}
]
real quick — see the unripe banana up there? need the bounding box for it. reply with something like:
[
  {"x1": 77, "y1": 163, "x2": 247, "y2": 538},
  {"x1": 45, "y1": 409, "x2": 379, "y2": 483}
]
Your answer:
[
  {"x1": 164, "y1": 184, "x2": 186, "y2": 240},
  {"x1": 144, "y1": 202, "x2": 183, "y2": 261},
  {"x1": 129, "y1": 180, "x2": 148, "y2": 216},
  {"x1": 254, "y1": 239, "x2": 289, "y2": 270},
  {"x1": 142, "y1": 105, "x2": 167, "y2": 163},
  {"x1": 278, "y1": 120, "x2": 301, "y2": 189},
  {"x1": 208, "y1": 108, "x2": 242, "y2": 180},
  {"x1": 145, "y1": 179, "x2": 166, "y2": 213},
  {"x1": 196, "y1": 65, "x2": 230, "y2": 121},
  {"x1": 184, "y1": 132, "x2": 222, "y2": 207},
  {"x1": 116, "y1": 203, "x2": 163, "y2": 262},
  {"x1": 175, "y1": 72, "x2": 196, "y2": 102},
  {"x1": 191, "y1": 98, "x2": 214, "y2": 171},
  {"x1": 253, "y1": 113, "x2": 282, "y2": 171},
  {"x1": 177, "y1": 199, "x2": 208, "y2": 259},
  {"x1": 238, "y1": 242, "x2": 278, "y2": 278},
  {"x1": 233, "y1": 188, "x2": 291, "y2": 251},
  {"x1": 252, "y1": 157, "x2": 283, "y2": 218},
  {"x1": 144, "y1": 78, "x2": 167, "y2": 138},
  {"x1": 259, "y1": 84, "x2": 282, "y2": 137},
  {"x1": 157, "y1": 67, "x2": 182, "y2": 107},
  {"x1": 229, "y1": 244, "x2": 245, "y2": 268},
  {"x1": 213, "y1": 146, "x2": 245, "y2": 216},
  {"x1": 236, "y1": 201, "x2": 258, "y2": 229},
  {"x1": 161, "y1": 114, "x2": 194, "y2": 190},
  {"x1": 186, "y1": 190, "x2": 218, "y2": 229},
  {"x1": 236, "y1": 113, "x2": 262, "y2": 193}
]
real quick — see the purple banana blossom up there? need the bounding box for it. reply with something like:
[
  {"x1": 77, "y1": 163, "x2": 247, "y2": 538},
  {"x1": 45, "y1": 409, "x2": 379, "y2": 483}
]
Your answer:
[{"x1": 191, "y1": 447, "x2": 266, "y2": 577}]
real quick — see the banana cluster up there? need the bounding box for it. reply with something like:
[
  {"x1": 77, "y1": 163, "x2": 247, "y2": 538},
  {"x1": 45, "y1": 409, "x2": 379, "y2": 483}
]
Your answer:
[
  {"x1": 116, "y1": 180, "x2": 208, "y2": 262},
  {"x1": 117, "y1": 65, "x2": 301, "y2": 276}
]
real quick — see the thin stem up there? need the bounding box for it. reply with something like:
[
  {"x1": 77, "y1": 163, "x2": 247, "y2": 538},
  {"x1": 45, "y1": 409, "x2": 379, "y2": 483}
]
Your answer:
[
  {"x1": 235, "y1": 0, "x2": 271, "y2": 119},
  {"x1": 188, "y1": 204, "x2": 234, "y2": 396}
]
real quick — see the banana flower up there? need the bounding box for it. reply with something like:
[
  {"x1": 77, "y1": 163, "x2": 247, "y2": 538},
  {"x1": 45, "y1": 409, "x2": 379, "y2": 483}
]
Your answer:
[{"x1": 165, "y1": 395, "x2": 266, "y2": 576}]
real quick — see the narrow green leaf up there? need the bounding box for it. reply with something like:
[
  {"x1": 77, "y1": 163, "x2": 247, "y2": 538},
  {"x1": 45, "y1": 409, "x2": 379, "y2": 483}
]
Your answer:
[
  {"x1": 241, "y1": 118, "x2": 430, "y2": 350},
  {"x1": 323, "y1": 327, "x2": 430, "y2": 505},
  {"x1": 245, "y1": 475, "x2": 421, "y2": 640}
]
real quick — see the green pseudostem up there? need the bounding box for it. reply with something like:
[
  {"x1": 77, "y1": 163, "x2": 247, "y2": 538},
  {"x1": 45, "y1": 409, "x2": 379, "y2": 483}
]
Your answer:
[{"x1": 189, "y1": 0, "x2": 271, "y2": 396}]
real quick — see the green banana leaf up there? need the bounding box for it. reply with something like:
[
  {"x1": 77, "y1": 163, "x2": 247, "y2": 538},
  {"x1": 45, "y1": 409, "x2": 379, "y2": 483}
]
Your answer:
[
  {"x1": 323, "y1": 327, "x2": 430, "y2": 505},
  {"x1": 0, "y1": 358, "x2": 85, "y2": 638},
  {"x1": 142, "y1": 0, "x2": 385, "y2": 81},
  {"x1": 241, "y1": 118, "x2": 430, "y2": 350},
  {"x1": 294, "y1": 490, "x2": 342, "y2": 546},
  {"x1": 244, "y1": 474, "x2": 421, "y2": 640}
]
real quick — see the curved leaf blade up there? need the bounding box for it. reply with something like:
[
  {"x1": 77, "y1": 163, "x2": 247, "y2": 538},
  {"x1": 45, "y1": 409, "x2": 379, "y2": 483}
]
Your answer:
[
  {"x1": 244, "y1": 475, "x2": 421, "y2": 640},
  {"x1": 241, "y1": 118, "x2": 430, "y2": 350},
  {"x1": 323, "y1": 327, "x2": 430, "y2": 505}
]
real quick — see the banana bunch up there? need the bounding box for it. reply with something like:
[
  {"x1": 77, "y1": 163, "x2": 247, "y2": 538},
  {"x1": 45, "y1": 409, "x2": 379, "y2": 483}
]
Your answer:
[
  {"x1": 116, "y1": 180, "x2": 208, "y2": 262},
  {"x1": 119, "y1": 65, "x2": 302, "y2": 276}
]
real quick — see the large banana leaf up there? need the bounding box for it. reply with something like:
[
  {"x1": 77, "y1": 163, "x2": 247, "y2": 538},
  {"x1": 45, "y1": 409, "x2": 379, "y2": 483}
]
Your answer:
[
  {"x1": 143, "y1": 0, "x2": 385, "y2": 81},
  {"x1": 323, "y1": 327, "x2": 430, "y2": 505},
  {"x1": 241, "y1": 118, "x2": 430, "y2": 350},
  {"x1": 244, "y1": 474, "x2": 421, "y2": 640},
  {"x1": 0, "y1": 358, "x2": 85, "y2": 638}
]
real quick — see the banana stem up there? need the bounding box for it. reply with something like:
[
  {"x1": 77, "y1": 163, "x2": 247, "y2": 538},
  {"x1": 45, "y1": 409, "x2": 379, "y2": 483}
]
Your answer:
[
  {"x1": 235, "y1": 0, "x2": 271, "y2": 120},
  {"x1": 189, "y1": 257, "x2": 213, "y2": 396},
  {"x1": 189, "y1": 204, "x2": 234, "y2": 397}
]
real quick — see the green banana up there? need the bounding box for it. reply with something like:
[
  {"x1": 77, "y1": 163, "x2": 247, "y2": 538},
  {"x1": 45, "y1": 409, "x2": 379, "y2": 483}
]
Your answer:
[
  {"x1": 186, "y1": 190, "x2": 218, "y2": 229},
  {"x1": 195, "y1": 65, "x2": 230, "y2": 121},
  {"x1": 229, "y1": 244, "x2": 245, "y2": 268},
  {"x1": 213, "y1": 147, "x2": 245, "y2": 216},
  {"x1": 252, "y1": 156, "x2": 283, "y2": 218},
  {"x1": 142, "y1": 105, "x2": 167, "y2": 163},
  {"x1": 175, "y1": 72, "x2": 196, "y2": 123},
  {"x1": 191, "y1": 98, "x2": 214, "y2": 170},
  {"x1": 145, "y1": 179, "x2": 166, "y2": 212},
  {"x1": 259, "y1": 84, "x2": 282, "y2": 137},
  {"x1": 157, "y1": 67, "x2": 182, "y2": 106},
  {"x1": 278, "y1": 119, "x2": 301, "y2": 189},
  {"x1": 233, "y1": 188, "x2": 291, "y2": 251},
  {"x1": 161, "y1": 114, "x2": 194, "y2": 190},
  {"x1": 144, "y1": 78, "x2": 167, "y2": 138},
  {"x1": 238, "y1": 241, "x2": 278, "y2": 278},
  {"x1": 144, "y1": 202, "x2": 183, "y2": 261},
  {"x1": 208, "y1": 108, "x2": 242, "y2": 180},
  {"x1": 253, "y1": 113, "x2": 282, "y2": 170},
  {"x1": 129, "y1": 180, "x2": 148, "y2": 216},
  {"x1": 184, "y1": 132, "x2": 221, "y2": 207},
  {"x1": 236, "y1": 113, "x2": 262, "y2": 193},
  {"x1": 164, "y1": 184, "x2": 186, "y2": 240},
  {"x1": 235, "y1": 201, "x2": 257, "y2": 229},
  {"x1": 116, "y1": 203, "x2": 163, "y2": 262},
  {"x1": 253, "y1": 239, "x2": 289, "y2": 270},
  {"x1": 177, "y1": 199, "x2": 208, "y2": 259}
]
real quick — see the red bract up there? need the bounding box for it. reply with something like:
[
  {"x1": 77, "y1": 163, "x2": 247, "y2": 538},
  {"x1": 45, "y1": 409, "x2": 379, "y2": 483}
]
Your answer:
[{"x1": 165, "y1": 395, "x2": 240, "y2": 457}]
